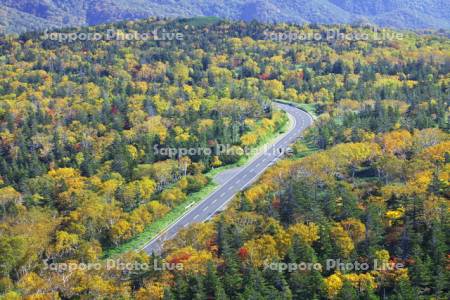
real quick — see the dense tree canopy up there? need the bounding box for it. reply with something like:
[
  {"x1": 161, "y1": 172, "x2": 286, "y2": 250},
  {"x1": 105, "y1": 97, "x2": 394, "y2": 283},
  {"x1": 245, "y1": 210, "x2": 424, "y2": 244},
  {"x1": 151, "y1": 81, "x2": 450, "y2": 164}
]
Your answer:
[{"x1": 0, "y1": 17, "x2": 448, "y2": 299}]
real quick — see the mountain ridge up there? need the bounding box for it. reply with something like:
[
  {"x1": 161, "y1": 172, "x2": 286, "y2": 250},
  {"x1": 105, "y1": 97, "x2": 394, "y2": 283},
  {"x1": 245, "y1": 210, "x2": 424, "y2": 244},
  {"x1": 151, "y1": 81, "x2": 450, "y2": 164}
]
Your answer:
[{"x1": 1, "y1": 0, "x2": 449, "y2": 34}]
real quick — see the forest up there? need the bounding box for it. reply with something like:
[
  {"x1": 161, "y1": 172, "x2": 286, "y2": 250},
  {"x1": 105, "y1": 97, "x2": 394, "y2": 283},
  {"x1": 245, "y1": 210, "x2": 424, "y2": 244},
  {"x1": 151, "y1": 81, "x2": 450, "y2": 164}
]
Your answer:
[{"x1": 0, "y1": 17, "x2": 448, "y2": 299}]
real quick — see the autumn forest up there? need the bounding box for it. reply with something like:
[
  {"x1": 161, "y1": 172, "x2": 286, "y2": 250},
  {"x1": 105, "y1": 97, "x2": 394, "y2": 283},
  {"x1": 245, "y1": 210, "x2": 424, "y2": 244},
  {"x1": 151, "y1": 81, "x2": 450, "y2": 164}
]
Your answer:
[{"x1": 0, "y1": 17, "x2": 449, "y2": 299}]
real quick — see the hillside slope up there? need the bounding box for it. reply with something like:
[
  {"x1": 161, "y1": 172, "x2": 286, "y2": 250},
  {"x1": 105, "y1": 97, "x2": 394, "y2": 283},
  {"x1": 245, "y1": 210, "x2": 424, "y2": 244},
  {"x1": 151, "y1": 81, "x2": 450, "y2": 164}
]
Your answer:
[{"x1": 1, "y1": 0, "x2": 449, "y2": 34}]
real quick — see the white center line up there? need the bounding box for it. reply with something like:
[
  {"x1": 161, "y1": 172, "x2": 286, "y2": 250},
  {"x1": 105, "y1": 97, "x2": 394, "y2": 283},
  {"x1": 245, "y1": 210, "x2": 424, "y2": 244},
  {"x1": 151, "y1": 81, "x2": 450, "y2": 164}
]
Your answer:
[
  {"x1": 220, "y1": 192, "x2": 226, "y2": 197},
  {"x1": 236, "y1": 179, "x2": 241, "y2": 183},
  {"x1": 193, "y1": 214, "x2": 199, "y2": 220},
  {"x1": 202, "y1": 206, "x2": 208, "y2": 212}
]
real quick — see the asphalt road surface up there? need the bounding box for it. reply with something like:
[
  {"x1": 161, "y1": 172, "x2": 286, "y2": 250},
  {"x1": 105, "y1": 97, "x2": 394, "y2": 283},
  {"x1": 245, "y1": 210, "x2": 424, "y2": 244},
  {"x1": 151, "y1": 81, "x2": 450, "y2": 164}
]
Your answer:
[{"x1": 142, "y1": 103, "x2": 313, "y2": 255}]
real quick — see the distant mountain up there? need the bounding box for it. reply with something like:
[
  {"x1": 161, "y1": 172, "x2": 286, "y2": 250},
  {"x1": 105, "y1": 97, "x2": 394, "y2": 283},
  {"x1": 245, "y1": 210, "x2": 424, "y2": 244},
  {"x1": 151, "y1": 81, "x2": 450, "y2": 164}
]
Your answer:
[
  {"x1": 0, "y1": 5, "x2": 60, "y2": 34},
  {"x1": 329, "y1": 0, "x2": 450, "y2": 29},
  {"x1": 1, "y1": 0, "x2": 449, "y2": 34}
]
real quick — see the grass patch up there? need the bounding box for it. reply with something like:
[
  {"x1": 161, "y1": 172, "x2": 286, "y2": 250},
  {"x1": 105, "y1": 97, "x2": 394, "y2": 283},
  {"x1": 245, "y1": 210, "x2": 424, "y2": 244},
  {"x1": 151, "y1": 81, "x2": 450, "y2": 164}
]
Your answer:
[
  {"x1": 176, "y1": 16, "x2": 221, "y2": 26},
  {"x1": 274, "y1": 99, "x2": 320, "y2": 119},
  {"x1": 292, "y1": 139, "x2": 320, "y2": 159},
  {"x1": 103, "y1": 182, "x2": 218, "y2": 258},
  {"x1": 103, "y1": 110, "x2": 291, "y2": 258}
]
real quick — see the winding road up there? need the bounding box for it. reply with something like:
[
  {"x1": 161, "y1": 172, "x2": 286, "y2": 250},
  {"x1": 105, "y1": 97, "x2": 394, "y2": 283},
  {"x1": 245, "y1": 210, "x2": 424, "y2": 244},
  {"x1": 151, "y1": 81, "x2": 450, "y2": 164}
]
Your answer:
[{"x1": 142, "y1": 103, "x2": 313, "y2": 255}]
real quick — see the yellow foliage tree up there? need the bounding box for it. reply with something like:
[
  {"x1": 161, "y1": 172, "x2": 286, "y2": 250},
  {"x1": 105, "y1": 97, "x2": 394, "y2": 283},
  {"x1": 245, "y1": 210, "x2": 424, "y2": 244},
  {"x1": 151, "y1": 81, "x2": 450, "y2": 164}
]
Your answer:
[
  {"x1": 244, "y1": 235, "x2": 279, "y2": 267},
  {"x1": 324, "y1": 273, "x2": 343, "y2": 299},
  {"x1": 240, "y1": 132, "x2": 258, "y2": 147},
  {"x1": 110, "y1": 219, "x2": 133, "y2": 245},
  {"x1": 159, "y1": 187, "x2": 186, "y2": 206},
  {"x1": 147, "y1": 201, "x2": 170, "y2": 218},
  {"x1": 136, "y1": 282, "x2": 165, "y2": 300},
  {"x1": 330, "y1": 223, "x2": 355, "y2": 258},
  {"x1": 211, "y1": 156, "x2": 222, "y2": 168},
  {"x1": 287, "y1": 223, "x2": 320, "y2": 245},
  {"x1": 381, "y1": 130, "x2": 413, "y2": 156},
  {"x1": 342, "y1": 273, "x2": 377, "y2": 292},
  {"x1": 340, "y1": 218, "x2": 366, "y2": 243},
  {"x1": 166, "y1": 247, "x2": 214, "y2": 274},
  {"x1": 55, "y1": 231, "x2": 80, "y2": 255},
  {"x1": 0, "y1": 186, "x2": 21, "y2": 213},
  {"x1": 419, "y1": 141, "x2": 450, "y2": 164},
  {"x1": 17, "y1": 272, "x2": 50, "y2": 297}
]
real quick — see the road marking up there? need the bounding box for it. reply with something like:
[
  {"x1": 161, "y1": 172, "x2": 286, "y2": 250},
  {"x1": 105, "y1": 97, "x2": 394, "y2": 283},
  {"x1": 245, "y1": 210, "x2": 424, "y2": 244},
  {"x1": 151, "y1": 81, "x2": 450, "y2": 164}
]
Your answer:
[
  {"x1": 228, "y1": 186, "x2": 233, "y2": 191},
  {"x1": 185, "y1": 202, "x2": 195, "y2": 210},
  {"x1": 220, "y1": 192, "x2": 225, "y2": 197},
  {"x1": 202, "y1": 206, "x2": 208, "y2": 212},
  {"x1": 212, "y1": 199, "x2": 217, "y2": 204},
  {"x1": 236, "y1": 179, "x2": 241, "y2": 183},
  {"x1": 193, "y1": 214, "x2": 199, "y2": 220},
  {"x1": 256, "y1": 163, "x2": 261, "y2": 167}
]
